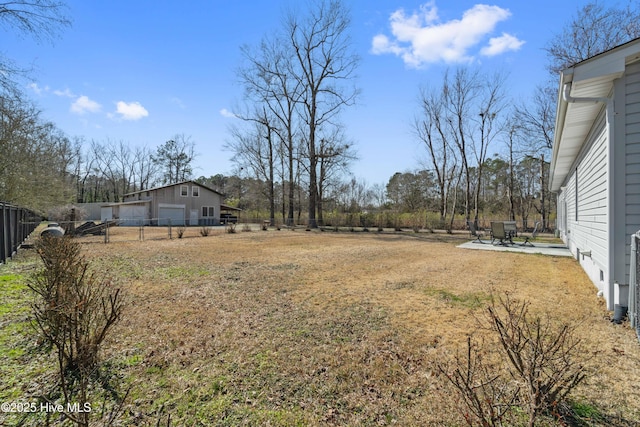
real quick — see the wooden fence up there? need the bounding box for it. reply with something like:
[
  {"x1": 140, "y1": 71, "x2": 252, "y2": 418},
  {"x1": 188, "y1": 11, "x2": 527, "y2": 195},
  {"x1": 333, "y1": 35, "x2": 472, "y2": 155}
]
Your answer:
[{"x1": 0, "y1": 202, "x2": 41, "y2": 264}]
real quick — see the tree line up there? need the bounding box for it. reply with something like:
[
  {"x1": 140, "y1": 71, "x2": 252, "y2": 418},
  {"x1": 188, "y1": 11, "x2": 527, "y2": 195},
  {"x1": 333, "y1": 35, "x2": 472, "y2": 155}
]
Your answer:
[
  {"x1": 195, "y1": 152, "x2": 550, "y2": 231},
  {"x1": 2, "y1": 0, "x2": 640, "y2": 229},
  {"x1": 224, "y1": 0, "x2": 640, "y2": 231}
]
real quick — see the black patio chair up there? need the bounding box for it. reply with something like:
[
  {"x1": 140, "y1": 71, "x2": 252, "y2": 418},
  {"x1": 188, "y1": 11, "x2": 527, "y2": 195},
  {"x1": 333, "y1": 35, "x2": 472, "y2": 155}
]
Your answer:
[
  {"x1": 467, "y1": 220, "x2": 485, "y2": 243},
  {"x1": 520, "y1": 221, "x2": 541, "y2": 247},
  {"x1": 491, "y1": 221, "x2": 510, "y2": 246}
]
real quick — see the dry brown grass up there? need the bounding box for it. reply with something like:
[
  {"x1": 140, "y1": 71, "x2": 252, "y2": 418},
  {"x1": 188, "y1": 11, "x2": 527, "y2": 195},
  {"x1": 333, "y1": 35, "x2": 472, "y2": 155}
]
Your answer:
[{"x1": 4, "y1": 226, "x2": 640, "y2": 426}]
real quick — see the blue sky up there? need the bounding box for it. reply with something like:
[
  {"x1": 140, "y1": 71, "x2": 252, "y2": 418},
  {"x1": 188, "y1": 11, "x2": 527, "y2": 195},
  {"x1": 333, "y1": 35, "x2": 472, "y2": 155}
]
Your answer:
[{"x1": 4, "y1": 0, "x2": 592, "y2": 186}]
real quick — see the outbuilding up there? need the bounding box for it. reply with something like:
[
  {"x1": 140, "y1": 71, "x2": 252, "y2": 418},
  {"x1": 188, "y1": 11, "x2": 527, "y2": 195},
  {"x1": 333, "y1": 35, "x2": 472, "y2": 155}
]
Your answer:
[{"x1": 101, "y1": 180, "x2": 239, "y2": 226}]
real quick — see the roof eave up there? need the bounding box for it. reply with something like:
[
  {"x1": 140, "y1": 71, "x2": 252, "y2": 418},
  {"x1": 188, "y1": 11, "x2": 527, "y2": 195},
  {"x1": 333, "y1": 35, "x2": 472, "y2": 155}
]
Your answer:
[{"x1": 549, "y1": 38, "x2": 640, "y2": 192}]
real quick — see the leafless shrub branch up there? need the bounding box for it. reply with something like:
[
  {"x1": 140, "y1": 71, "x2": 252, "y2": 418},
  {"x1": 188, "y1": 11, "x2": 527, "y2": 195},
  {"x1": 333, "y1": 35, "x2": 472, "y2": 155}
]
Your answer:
[{"x1": 28, "y1": 236, "x2": 125, "y2": 427}]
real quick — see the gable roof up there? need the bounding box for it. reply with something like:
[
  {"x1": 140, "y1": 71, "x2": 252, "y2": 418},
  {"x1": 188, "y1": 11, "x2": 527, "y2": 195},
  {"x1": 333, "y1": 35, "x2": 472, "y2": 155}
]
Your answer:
[
  {"x1": 124, "y1": 180, "x2": 224, "y2": 197},
  {"x1": 550, "y1": 37, "x2": 640, "y2": 192}
]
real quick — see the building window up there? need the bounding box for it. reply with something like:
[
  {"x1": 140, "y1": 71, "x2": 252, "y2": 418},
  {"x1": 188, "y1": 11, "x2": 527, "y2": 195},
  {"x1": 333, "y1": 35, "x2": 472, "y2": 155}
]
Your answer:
[
  {"x1": 180, "y1": 185, "x2": 188, "y2": 197},
  {"x1": 202, "y1": 206, "x2": 208, "y2": 217},
  {"x1": 208, "y1": 207, "x2": 214, "y2": 217},
  {"x1": 202, "y1": 206, "x2": 215, "y2": 217},
  {"x1": 192, "y1": 186, "x2": 200, "y2": 197}
]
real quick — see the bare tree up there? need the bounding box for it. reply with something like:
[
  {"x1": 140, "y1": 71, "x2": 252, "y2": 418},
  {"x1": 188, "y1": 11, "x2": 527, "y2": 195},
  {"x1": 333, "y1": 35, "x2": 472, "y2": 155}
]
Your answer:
[
  {"x1": 316, "y1": 124, "x2": 357, "y2": 225},
  {"x1": 415, "y1": 85, "x2": 456, "y2": 224},
  {"x1": 286, "y1": 0, "x2": 360, "y2": 228},
  {"x1": 443, "y1": 68, "x2": 479, "y2": 225},
  {"x1": 233, "y1": 0, "x2": 359, "y2": 228},
  {"x1": 153, "y1": 134, "x2": 196, "y2": 185},
  {"x1": 335, "y1": 176, "x2": 372, "y2": 213},
  {"x1": 238, "y1": 35, "x2": 303, "y2": 226},
  {"x1": 473, "y1": 71, "x2": 506, "y2": 227},
  {"x1": 226, "y1": 108, "x2": 279, "y2": 225},
  {"x1": 0, "y1": 0, "x2": 71, "y2": 93},
  {"x1": 514, "y1": 84, "x2": 557, "y2": 231},
  {"x1": 132, "y1": 145, "x2": 158, "y2": 191},
  {"x1": 515, "y1": 85, "x2": 555, "y2": 153},
  {"x1": 0, "y1": 0, "x2": 70, "y2": 40},
  {"x1": 419, "y1": 68, "x2": 505, "y2": 227},
  {"x1": 0, "y1": 94, "x2": 74, "y2": 210},
  {"x1": 89, "y1": 139, "x2": 131, "y2": 202},
  {"x1": 545, "y1": 1, "x2": 640, "y2": 74}
]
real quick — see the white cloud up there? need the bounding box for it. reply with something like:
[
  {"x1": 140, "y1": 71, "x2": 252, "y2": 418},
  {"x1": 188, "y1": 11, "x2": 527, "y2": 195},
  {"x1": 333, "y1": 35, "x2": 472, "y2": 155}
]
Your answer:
[
  {"x1": 371, "y1": 2, "x2": 523, "y2": 67},
  {"x1": 480, "y1": 33, "x2": 525, "y2": 56},
  {"x1": 28, "y1": 82, "x2": 48, "y2": 95},
  {"x1": 70, "y1": 95, "x2": 102, "y2": 115},
  {"x1": 115, "y1": 101, "x2": 149, "y2": 121},
  {"x1": 54, "y1": 88, "x2": 75, "y2": 98},
  {"x1": 219, "y1": 108, "x2": 237, "y2": 118}
]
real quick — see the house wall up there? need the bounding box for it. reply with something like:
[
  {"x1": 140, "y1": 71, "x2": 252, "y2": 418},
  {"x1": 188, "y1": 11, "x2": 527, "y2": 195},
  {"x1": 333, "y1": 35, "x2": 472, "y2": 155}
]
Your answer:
[
  {"x1": 622, "y1": 61, "x2": 640, "y2": 303},
  {"x1": 559, "y1": 112, "x2": 609, "y2": 294}
]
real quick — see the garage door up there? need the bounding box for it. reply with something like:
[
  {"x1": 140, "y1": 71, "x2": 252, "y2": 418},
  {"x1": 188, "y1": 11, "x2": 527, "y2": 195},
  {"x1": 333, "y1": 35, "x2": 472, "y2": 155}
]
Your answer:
[
  {"x1": 158, "y1": 205, "x2": 185, "y2": 226},
  {"x1": 120, "y1": 205, "x2": 146, "y2": 226}
]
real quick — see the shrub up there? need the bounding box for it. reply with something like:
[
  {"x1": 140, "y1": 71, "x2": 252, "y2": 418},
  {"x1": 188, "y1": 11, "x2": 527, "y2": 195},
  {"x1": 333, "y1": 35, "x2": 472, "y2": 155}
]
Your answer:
[
  {"x1": 486, "y1": 296, "x2": 587, "y2": 427},
  {"x1": 28, "y1": 236, "x2": 125, "y2": 427},
  {"x1": 226, "y1": 223, "x2": 237, "y2": 234},
  {"x1": 200, "y1": 226, "x2": 212, "y2": 236},
  {"x1": 176, "y1": 226, "x2": 186, "y2": 238},
  {"x1": 438, "y1": 336, "x2": 518, "y2": 426},
  {"x1": 438, "y1": 294, "x2": 588, "y2": 427}
]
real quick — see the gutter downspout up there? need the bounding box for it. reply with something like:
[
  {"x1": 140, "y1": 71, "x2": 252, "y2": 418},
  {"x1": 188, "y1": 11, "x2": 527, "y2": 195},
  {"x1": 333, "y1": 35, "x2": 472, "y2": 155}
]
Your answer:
[
  {"x1": 562, "y1": 82, "x2": 616, "y2": 311},
  {"x1": 630, "y1": 234, "x2": 637, "y2": 329},
  {"x1": 562, "y1": 82, "x2": 610, "y2": 105}
]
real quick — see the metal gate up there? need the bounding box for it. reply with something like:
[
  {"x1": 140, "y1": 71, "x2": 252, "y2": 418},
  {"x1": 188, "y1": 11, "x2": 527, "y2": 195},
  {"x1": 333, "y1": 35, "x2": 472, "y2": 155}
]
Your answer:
[{"x1": 630, "y1": 232, "x2": 640, "y2": 342}]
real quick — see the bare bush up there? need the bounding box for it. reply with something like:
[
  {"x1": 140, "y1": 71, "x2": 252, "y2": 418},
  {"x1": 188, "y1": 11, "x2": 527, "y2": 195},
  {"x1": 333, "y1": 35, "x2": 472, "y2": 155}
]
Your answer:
[
  {"x1": 176, "y1": 226, "x2": 186, "y2": 238},
  {"x1": 226, "y1": 223, "x2": 236, "y2": 234},
  {"x1": 200, "y1": 226, "x2": 212, "y2": 236},
  {"x1": 486, "y1": 295, "x2": 587, "y2": 427},
  {"x1": 28, "y1": 236, "x2": 125, "y2": 427},
  {"x1": 438, "y1": 336, "x2": 518, "y2": 426},
  {"x1": 439, "y1": 295, "x2": 588, "y2": 427}
]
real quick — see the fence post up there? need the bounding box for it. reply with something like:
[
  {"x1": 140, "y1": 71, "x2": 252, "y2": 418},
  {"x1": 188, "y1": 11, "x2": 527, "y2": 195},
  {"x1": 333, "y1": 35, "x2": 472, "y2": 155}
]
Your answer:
[{"x1": 1, "y1": 202, "x2": 6, "y2": 263}]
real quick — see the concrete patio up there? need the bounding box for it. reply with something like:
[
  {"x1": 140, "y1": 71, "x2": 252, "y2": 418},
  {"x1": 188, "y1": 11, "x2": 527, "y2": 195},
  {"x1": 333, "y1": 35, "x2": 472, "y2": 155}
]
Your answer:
[{"x1": 457, "y1": 239, "x2": 573, "y2": 257}]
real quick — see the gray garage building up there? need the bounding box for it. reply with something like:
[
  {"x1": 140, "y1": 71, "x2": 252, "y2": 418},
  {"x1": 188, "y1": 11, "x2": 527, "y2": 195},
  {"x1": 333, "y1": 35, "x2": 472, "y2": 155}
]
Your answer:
[{"x1": 101, "y1": 180, "x2": 239, "y2": 226}]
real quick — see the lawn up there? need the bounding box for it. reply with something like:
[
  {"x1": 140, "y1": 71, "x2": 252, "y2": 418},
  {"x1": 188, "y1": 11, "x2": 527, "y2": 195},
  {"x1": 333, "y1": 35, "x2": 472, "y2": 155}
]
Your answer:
[{"x1": 1, "y1": 228, "x2": 640, "y2": 426}]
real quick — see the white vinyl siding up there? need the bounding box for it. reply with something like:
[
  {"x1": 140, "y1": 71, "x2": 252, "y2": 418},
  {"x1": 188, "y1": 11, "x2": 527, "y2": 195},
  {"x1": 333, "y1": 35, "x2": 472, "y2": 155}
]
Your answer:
[
  {"x1": 563, "y1": 113, "x2": 608, "y2": 270},
  {"x1": 625, "y1": 62, "x2": 640, "y2": 283},
  {"x1": 625, "y1": 63, "x2": 640, "y2": 234}
]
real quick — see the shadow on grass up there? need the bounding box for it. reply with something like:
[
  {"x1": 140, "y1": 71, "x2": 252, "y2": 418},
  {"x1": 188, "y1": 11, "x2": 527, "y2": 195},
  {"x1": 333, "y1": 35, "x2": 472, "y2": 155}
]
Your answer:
[{"x1": 557, "y1": 401, "x2": 639, "y2": 427}]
